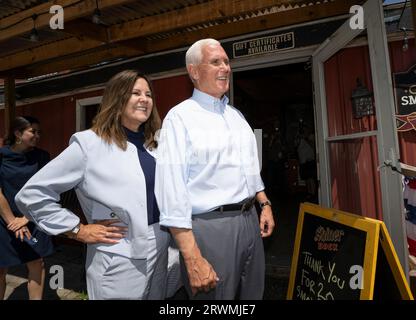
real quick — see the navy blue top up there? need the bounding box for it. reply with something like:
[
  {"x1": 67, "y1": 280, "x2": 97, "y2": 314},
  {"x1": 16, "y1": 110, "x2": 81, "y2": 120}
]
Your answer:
[
  {"x1": 0, "y1": 146, "x2": 50, "y2": 217},
  {"x1": 124, "y1": 127, "x2": 160, "y2": 225},
  {"x1": 0, "y1": 146, "x2": 54, "y2": 268}
]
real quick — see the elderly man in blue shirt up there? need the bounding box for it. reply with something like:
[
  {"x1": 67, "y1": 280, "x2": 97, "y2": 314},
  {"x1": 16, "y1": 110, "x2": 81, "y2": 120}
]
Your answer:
[{"x1": 155, "y1": 38, "x2": 275, "y2": 300}]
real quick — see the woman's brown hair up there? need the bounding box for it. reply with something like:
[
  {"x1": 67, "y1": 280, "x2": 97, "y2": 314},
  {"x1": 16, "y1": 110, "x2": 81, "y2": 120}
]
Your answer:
[{"x1": 91, "y1": 70, "x2": 161, "y2": 150}]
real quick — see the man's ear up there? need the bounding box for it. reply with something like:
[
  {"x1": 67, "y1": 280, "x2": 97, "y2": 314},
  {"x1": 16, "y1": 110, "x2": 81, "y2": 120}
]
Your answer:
[{"x1": 188, "y1": 64, "x2": 199, "y2": 82}]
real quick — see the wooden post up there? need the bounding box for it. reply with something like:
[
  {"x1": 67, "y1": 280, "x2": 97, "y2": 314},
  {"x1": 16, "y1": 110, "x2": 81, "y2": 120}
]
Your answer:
[
  {"x1": 4, "y1": 76, "x2": 16, "y2": 137},
  {"x1": 412, "y1": 0, "x2": 416, "y2": 46},
  {"x1": 366, "y1": 0, "x2": 410, "y2": 278}
]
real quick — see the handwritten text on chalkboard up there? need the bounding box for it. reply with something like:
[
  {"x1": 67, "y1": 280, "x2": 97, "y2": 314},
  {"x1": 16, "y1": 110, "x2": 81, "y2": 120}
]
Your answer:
[
  {"x1": 296, "y1": 250, "x2": 363, "y2": 300},
  {"x1": 293, "y1": 213, "x2": 366, "y2": 300}
]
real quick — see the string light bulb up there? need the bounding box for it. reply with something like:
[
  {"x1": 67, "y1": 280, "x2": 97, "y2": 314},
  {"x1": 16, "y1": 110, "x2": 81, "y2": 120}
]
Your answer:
[
  {"x1": 92, "y1": 0, "x2": 101, "y2": 24},
  {"x1": 402, "y1": 27, "x2": 409, "y2": 52},
  {"x1": 29, "y1": 14, "x2": 39, "y2": 42}
]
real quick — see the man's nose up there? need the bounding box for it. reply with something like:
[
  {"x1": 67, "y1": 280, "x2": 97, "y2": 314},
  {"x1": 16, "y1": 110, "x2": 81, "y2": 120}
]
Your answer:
[{"x1": 220, "y1": 61, "x2": 230, "y2": 71}]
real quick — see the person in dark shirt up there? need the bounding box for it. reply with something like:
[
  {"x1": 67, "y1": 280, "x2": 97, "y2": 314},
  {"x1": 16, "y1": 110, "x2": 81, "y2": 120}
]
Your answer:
[{"x1": 0, "y1": 116, "x2": 54, "y2": 300}]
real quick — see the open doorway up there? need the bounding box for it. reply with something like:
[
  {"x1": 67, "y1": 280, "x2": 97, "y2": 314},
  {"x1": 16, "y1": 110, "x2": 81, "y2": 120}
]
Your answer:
[{"x1": 233, "y1": 62, "x2": 316, "y2": 297}]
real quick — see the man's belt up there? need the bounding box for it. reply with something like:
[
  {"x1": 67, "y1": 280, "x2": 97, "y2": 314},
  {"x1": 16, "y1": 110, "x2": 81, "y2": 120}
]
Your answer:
[{"x1": 216, "y1": 198, "x2": 256, "y2": 213}]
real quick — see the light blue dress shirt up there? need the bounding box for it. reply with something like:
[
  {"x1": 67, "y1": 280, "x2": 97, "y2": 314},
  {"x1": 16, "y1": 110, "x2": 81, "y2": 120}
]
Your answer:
[{"x1": 155, "y1": 89, "x2": 265, "y2": 229}]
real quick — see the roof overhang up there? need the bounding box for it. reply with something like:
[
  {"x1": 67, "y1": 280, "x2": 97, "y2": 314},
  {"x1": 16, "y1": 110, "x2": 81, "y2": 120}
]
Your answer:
[{"x1": 0, "y1": 0, "x2": 365, "y2": 80}]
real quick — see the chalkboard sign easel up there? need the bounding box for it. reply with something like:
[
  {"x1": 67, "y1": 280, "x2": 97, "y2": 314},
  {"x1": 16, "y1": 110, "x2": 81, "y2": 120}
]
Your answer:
[{"x1": 286, "y1": 203, "x2": 413, "y2": 300}]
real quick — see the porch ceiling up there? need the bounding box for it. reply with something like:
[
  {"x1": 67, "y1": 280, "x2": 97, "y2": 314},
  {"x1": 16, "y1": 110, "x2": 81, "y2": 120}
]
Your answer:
[{"x1": 0, "y1": 0, "x2": 364, "y2": 79}]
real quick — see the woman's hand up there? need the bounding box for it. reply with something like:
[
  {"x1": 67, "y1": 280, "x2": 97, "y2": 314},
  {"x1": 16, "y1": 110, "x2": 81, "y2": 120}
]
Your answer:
[
  {"x1": 15, "y1": 226, "x2": 32, "y2": 242},
  {"x1": 75, "y1": 220, "x2": 128, "y2": 244},
  {"x1": 7, "y1": 216, "x2": 29, "y2": 232}
]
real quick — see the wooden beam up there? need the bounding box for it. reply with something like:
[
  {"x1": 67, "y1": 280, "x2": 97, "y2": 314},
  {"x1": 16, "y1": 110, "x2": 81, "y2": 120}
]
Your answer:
[
  {"x1": 16, "y1": 44, "x2": 145, "y2": 78},
  {"x1": 0, "y1": 0, "x2": 328, "y2": 72},
  {"x1": 4, "y1": 76, "x2": 16, "y2": 135},
  {"x1": 143, "y1": 0, "x2": 358, "y2": 54},
  {"x1": 0, "y1": 37, "x2": 104, "y2": 71},
  {"x1": 108, "y1": 0, "x2": 308, "y2": 42},
  {"x1": 63, "y1": 20, "x2": 109, "y2": 43},
  {"x1": 0, "y1": 0, "x2": 134, "y2": 43},
  {"x1": 10, "y1": 0, "x2": 357, "y2": 78}
]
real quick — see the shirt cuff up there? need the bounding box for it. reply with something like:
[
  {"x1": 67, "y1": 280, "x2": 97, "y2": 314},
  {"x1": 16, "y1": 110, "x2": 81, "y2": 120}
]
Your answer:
[
  {"x1": 256, "y1": 179, "x2": 265, "y2": 193},
  {"x1": 159, "y1": 216, "x2": 192, "y2": 229}
]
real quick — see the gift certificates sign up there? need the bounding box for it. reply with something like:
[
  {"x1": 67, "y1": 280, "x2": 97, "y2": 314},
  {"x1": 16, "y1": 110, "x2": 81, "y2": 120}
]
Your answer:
[{"x1": 232, "y1": 32, "x2": 295, "y2": 58}]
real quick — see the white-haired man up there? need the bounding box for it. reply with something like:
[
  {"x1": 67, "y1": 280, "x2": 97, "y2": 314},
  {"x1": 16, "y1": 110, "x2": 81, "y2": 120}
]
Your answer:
[{"x1": 155, "y1": 38, "x2": 275, "y2": 299}]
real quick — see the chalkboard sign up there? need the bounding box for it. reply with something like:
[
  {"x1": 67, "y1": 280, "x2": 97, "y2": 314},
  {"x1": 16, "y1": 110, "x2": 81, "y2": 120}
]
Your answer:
[{"x1": 287, "y1": 203, "x2": 413, "y2": 300}]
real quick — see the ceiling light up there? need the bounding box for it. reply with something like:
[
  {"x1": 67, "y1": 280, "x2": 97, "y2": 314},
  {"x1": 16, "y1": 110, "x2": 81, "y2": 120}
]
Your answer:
[
  {"x1": 92, "y1": 0, "x2": 101, "y2": 24},
  {"x1": 29, "y1": 14, "x2": 39, "y2": 42},
  {"x1": 29, "y1": 27, "x2": 39, "y2": 42},
  {"x1": 401, "y1": 28, "x2": 409, "y2": 52}
]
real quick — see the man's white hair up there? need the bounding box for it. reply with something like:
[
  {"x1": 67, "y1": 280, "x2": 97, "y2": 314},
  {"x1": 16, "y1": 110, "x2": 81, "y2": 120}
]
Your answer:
[{"x1": 185, "y1": 38, "x2": 221, "y2": 67}]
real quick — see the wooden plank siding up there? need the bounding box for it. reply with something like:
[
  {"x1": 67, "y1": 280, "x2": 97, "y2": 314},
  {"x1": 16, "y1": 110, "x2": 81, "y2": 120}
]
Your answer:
[
  {"x1": 0, "y1": 74, "x2": 193, "y2": 157},
  {"x1": 323, "y1": 39, "x2": 416, "y2": 220}
]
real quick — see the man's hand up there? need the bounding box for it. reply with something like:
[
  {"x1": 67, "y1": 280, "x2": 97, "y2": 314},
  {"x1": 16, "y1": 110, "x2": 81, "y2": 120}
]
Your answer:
[
  {"x1": 7, "y1": 216, "x2": 29, "y2": 232},
  {"x1": 75, "y1": 220, "x2": 128, "y2": 244},
  {"x1": 260, "y1": 206, "x2": 275, "y2": 237},
  {"x1": 184, "y1": 253, "x2": 219, "y2": 296},
  {"x1": 170, "y1": 228, "x2": 219, "y2": 296}
]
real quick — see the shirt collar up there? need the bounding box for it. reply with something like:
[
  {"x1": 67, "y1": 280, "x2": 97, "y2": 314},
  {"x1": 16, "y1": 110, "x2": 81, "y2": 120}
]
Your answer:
[
  {"x1": 191, "y1": 89, "x2": 229, "y2": 114},
  {"x1": 123, "y1": 125, "x2": 145, "y2": 140}
]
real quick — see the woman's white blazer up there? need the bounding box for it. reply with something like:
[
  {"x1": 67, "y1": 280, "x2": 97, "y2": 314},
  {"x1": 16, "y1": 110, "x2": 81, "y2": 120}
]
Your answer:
[{"x1": 15, "y1": 129, "x2": 157, "y2": 259}]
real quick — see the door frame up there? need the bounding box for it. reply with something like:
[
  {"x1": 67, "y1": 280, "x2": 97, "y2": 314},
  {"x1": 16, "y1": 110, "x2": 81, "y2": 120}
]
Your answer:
[
  {"x1": 230, "y1": 0, "x2": 409, "y2": 277},
  {"x1": 75, "y1": 96, "x2": 102, "y2": 132},
  {"x1": 312, "y1": 0, "x2": 409, "y2": 275},
  {"x1": 231, "y1": 46, "x2": 315, "y2": 187}
]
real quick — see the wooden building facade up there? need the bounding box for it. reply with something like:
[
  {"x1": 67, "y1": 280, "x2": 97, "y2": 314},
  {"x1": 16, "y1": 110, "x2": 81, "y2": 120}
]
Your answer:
[{"x1": 1, "y1": 0, "x2": 415, "y2": 276}]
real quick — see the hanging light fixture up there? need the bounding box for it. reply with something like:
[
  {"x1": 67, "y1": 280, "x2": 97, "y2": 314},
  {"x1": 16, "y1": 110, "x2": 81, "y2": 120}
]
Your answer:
[
  {"x1": 29, "y1": 14, "x2": 39, "y2": 42},
  {"x1": 401, "y1": 27, "x2": 409, "y2": 52},
  {"x1": 92, "y1": 0, "x2": 101, "y2": 24},
  {"x1": 351, "y1": 78, "x2": 374, "y2": 119}
]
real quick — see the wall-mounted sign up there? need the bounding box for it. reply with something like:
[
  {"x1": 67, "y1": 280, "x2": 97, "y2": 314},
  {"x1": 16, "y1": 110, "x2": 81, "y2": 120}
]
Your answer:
[
  {"x1": 232, "y1": 32, "x2": 295, "y2": 58},
  {"x1": 394, "y1": 64, "x2": 416, "y2": 132}
]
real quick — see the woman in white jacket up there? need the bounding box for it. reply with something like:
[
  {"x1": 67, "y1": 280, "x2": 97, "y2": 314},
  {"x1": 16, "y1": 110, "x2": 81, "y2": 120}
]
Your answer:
[{"x1": 15, "y1": 70, "x2": 170, "y2": 300}]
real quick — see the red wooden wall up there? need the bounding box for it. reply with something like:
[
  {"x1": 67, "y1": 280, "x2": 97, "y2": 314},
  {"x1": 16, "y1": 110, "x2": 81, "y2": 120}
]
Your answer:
[
  {"x1": 152, "y1": 74, "x2": 193, "y2": 119},
  {"x1": 324, "y1": 45, "x2": 382, "y2": 220},
  {"x1": 324, "y1": 38, "x2": 416, "y2": 220},
  {"x1": 0, "y1": 74, "x2": 193, "y2": 158}
]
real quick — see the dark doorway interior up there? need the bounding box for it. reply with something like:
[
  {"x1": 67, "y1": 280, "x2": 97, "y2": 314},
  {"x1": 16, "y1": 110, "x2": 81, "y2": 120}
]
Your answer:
[
  {"x1": 84, "y1": 104, "x2": 99, "y2": 129},
  {"x1": 233, "y1": 62, "x2": 316, "y2": 299}
]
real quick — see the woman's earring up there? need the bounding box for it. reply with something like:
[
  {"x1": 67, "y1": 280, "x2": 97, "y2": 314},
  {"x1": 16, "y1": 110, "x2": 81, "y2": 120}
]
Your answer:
[{"x1": 16, "y1": 137, "x2": 22, "y2": 145}]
